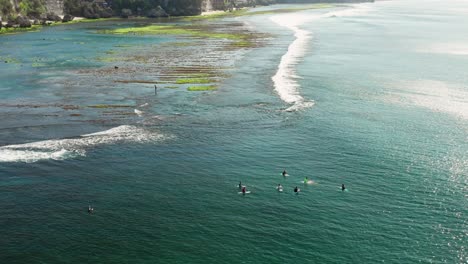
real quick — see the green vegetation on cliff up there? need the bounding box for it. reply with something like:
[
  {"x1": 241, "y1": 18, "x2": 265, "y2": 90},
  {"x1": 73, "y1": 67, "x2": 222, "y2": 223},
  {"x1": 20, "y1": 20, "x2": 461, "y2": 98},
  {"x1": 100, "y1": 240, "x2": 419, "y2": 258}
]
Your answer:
[
  {"x1": 63, "y1": 0, "x2": 203, "y2": 18},
  {"x1": 19, "y1": 0, "x2": 46, "y2": 17},
  {"x1": 0, "y1": 0, "x2": 46, "y2": 19},
  {"x1": 0, "y1": 0, "x2": 13, "y2": 18}
]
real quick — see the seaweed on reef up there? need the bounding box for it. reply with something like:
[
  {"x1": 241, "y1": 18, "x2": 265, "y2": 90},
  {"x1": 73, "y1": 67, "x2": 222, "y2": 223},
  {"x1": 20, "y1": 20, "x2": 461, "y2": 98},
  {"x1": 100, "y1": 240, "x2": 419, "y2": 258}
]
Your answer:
[{"x1": 187, "y1": 85, "x2": 218, "y2": 91}]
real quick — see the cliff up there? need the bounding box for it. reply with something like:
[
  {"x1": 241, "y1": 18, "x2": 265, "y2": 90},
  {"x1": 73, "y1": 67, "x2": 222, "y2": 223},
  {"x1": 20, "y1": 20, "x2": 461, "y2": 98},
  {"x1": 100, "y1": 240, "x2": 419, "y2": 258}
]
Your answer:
[
  {"x1": 0, "y1": 0, "x2": 373, "y2": 25},
  {"x1": 0, "y1": 0, "x2": 206, "y2": 21},
  {"x1": 45, "y1": 0, "x2": 63, "y2": 16},
  {"x1": 64, "y1": 0, "x2": 204, "y2": 18}
]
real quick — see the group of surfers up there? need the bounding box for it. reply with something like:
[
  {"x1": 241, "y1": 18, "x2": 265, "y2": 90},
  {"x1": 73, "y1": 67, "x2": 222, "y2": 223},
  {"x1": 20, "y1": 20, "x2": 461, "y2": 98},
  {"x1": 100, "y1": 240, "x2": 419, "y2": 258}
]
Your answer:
[{"x1": 238, "y1": 169, "x2": 347, "y2": 195}]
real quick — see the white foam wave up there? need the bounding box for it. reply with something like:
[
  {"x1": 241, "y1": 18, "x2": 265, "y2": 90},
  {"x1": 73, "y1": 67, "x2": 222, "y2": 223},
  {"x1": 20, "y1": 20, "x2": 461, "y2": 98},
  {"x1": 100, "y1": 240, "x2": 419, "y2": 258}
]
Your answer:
[
  {"x1": 271, "y1": 14, "x2": 315, "y2": 111},
  {"x1": 134, "y1": 109, "x2": 144, "y2": 116},
  {"x1": 285, "y1": 101, "x2": 315, "y2": 112},
  {"x1": 0, "y1": 149, "x2": 83, "y2": 163},
  {"x1": 270, "y1": 4, "x2": 371, "y2": 111},
  {"x1": 0, "y1": 125, "x2": 167, "y2": 163}
]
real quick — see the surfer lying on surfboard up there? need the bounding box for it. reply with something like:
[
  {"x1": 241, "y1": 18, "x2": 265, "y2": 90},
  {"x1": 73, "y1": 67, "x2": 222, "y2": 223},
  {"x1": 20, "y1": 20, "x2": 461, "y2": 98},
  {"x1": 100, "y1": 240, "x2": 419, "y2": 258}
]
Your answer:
[
  {"x1": 277, "y1": 184, "x2": 283, "y2": 192},
  {"x1": 238, "y1": 186, "x2": 251, "y2": 195}
]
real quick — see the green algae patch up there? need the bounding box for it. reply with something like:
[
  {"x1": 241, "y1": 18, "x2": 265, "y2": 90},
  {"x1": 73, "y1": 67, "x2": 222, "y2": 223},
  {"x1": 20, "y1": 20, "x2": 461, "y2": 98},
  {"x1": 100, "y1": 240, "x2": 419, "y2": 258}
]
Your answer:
[
  {"x1": 230, "y1": 40, "x2": 256, "y2": 48},
  {"x1": 32, "y1": 62, "x2": 47, "y2": 67},
  {"x1": 164, "y1": 86, "x2": 179, "y2": 89},
  {"x1": 0, "y1": 25, "x2": 41, "y2": 35},
  {"x1": 100, "y1": 24, "x2": 247, "y2": 41},
  {"x1": 57, "y1": 17, "x2": 118, "y2": 26},
  {"x1": 175, "y1": 78, "x2": 213, "y2": 84},
  {"x1": 88, "y1": 104, "x2": 133, "y2": 109},
  {"x1": 0, "y1": 56, "x2": 21, "y2": 64},
  {"x1": 187, "y1": 85, "x2": 218, "y2": 91},
  {"x1": 100, "y1": 25, "x2": 192, "y2": 35},
  {"x1": 183, "y1": 9, "x2": 248, "y2": 21}
]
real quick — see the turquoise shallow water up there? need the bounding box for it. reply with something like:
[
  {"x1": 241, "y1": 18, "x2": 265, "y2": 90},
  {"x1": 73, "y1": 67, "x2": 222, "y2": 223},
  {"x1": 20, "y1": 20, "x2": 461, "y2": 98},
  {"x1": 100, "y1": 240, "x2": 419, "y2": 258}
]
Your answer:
[{"x1": 0, "y1": 1, "x2": 467, "y2": 263}]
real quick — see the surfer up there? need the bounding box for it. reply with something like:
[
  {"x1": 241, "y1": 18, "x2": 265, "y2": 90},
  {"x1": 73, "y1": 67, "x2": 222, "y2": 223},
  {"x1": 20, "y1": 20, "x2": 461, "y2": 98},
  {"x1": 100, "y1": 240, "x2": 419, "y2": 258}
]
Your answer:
[
  {"x1": 238, "y1": 181, "x2": 242, "y2": 189},
  {"x1": 304, "y1": 177, "x2": 308, "y2": 184},
  {"x1": 277, "y1": 184, "x2": 283, "y2": 191},
  {"x1": 154, "y1": 84, "x2": 158, "y2": 95},
  {"x1": 88, "y1": 205, "x2": 94, "y2": 214},
  {"x1": 242, "y1": 186, "x2": 246, "y2": 194},
  {"x1": 294, "y1": 186, "x2": 299, "y2": 193},
  {"x1": 282, "y1": 169, "x2": 287, "y2": 176},
  {"x1": 342, "y1": 184, "x2": 346, "y2": 191}
]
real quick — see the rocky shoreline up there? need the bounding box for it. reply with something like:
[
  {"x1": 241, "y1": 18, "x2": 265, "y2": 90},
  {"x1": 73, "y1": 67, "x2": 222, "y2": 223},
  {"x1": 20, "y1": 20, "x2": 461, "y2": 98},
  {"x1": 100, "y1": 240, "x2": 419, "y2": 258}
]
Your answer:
[{"x1": 0, "y1": 0, "x2": 373, "y2": 33}]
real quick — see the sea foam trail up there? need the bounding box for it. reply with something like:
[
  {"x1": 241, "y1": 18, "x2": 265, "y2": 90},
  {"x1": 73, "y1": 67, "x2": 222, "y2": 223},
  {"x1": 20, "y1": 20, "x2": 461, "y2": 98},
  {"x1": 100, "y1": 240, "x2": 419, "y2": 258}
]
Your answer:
[
  {"x1": 0, "y1": 125, "x2": 168, "y2": 163},
  {"x1": 270, "y1": 4, "x2": 372, "y2": 111},
  {"x1": 271, "y1": 14, "x2": 315, "y2": 112}
]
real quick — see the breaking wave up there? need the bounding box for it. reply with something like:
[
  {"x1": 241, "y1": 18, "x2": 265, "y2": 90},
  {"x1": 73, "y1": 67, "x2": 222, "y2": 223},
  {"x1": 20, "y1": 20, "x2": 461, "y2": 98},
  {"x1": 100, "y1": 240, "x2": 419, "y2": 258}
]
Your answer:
[
  {"x1": 271, "y1": 14, "x2": 315, "y2": 112},
  {"x1": 270, "y1": 4, "x2": 372, "y2": 111},
  {"x1": 0, "y1": 125, "x2": 168, "y2": 163}
]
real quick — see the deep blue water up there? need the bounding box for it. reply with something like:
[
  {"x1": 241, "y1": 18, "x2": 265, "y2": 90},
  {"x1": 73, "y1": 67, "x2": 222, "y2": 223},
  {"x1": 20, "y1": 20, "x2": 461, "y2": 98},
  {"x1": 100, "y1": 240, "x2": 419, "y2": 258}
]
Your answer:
[{"x1": 0, "y1": 1, "x2": 467, "y2": 263}]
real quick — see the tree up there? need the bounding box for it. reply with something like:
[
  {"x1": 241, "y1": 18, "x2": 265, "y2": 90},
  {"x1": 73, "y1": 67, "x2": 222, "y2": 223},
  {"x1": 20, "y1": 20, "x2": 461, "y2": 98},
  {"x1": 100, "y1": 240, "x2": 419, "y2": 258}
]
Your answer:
[
  {"x1": 19, "y1": 0, "x2": 47, "y2": 17},
  {"x1": 0, "y1": 0, "x2": 13, "y2": 17}
]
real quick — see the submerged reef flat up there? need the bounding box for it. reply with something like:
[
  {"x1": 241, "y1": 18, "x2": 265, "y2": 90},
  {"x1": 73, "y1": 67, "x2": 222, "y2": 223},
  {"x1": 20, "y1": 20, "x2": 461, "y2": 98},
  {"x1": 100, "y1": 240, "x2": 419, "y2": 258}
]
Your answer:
[
  {"x1": 84, "y1": 20, "x2": 267, "y2": 95},
  {"x1": 99, "y1": 22, "x2": 263, "y2": 48},
  {"x1": 6, "y1": 17, "x2": 269, "y2": 125}
]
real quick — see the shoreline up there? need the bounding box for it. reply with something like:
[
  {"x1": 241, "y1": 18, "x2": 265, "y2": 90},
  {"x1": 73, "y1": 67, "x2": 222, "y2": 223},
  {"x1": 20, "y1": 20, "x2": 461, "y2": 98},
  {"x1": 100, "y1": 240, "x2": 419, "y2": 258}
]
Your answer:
[
  {"x1": 0, "y1": 3, "x2": 336, "y2": 35},
  {"x1": 0, "y1": 16, "x2": 104, "y2": 35},
  {"x1": 0, "y1": 9, "x2": 236, "y2": 35}
]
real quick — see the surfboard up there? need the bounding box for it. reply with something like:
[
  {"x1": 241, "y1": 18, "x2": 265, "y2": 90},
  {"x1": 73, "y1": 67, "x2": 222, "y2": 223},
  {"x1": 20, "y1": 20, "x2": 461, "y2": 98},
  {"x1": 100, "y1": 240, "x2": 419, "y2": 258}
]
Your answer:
[
  {"x1": 301, "y1": 180, "x2": 315, "y2": 185},
  {"x1": 282, "y1": 173, "x2": 289, "y2": 177},
  {"x1": 276, "y1": 187, "x2": 283, "y2": 192},
  {"x1": 239, "y1": 191, "x2": 251, "y2": 194}
]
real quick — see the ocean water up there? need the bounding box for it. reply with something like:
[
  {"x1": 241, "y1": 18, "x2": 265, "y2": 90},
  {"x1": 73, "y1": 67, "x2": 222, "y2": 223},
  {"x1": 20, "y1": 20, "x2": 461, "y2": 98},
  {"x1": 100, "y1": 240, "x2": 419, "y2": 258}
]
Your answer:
[{"x1": 0, "y1": 1, "x2": 467, "y2": 263}]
